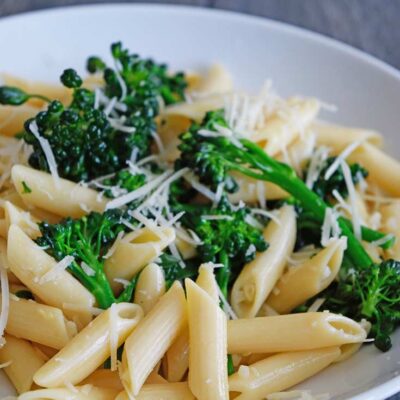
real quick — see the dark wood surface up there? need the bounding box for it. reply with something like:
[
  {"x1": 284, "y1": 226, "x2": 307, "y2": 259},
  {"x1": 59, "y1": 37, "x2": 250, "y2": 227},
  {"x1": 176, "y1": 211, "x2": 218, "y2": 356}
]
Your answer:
[{"x1": 0, "y1": 1, "x2": 399, "y2": 399}]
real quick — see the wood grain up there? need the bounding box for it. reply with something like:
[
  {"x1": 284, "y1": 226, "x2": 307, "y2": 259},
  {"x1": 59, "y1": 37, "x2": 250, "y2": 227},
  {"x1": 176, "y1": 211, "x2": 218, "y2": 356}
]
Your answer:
[{"x1": 0, "y1": 1, "x2": 398, "y2": 399}]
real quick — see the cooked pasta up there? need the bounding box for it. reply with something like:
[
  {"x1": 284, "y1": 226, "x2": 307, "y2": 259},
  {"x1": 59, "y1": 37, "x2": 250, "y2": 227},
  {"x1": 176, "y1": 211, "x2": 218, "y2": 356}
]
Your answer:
[{"x1": 0, "y1": 44, "x2": 398, "y2": 400}]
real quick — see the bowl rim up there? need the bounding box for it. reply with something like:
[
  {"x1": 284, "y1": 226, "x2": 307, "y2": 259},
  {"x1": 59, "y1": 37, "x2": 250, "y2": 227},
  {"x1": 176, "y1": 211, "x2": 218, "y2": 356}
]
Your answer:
[{"x1": 0, "y1": 3, "x2": 399, "y2": 399}]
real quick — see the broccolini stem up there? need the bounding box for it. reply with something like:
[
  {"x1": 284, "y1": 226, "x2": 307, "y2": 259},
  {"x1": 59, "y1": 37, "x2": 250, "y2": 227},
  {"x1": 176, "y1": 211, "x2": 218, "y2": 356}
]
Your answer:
[
  {"x1": 233, "y1": 139, "x2": 373, "y2": 268},
  {"x1": 216, "y1": 251, "x2": 230, "y2": 299},
  {"x1": 68, "y1": 261, "x2": 116, "y2": 309}
]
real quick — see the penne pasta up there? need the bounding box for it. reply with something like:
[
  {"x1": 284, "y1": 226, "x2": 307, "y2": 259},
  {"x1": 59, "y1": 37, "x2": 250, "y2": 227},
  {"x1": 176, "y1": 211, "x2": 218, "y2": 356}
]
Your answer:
[
  {"x1": 12, "y1": 165, "x2": 107, "y2": 218},
  {"x1": 227, "y1": 312, "x2": 366, "y2": 354},
  {"x1": 231, "y1": 205, "x2": 296, "y2": 318},
  {"x1": 3, "y1": 201, "x2": 41, "y2": 239},
  {"x1": 380, "y1": 201, "x2": 400, "y2": 259},
  {"x1": 193, "y1": 64, "x2": 233, "y2": 96},
  {"x1": 105, "y1": 227, "x2": 175, "y2": 293},
  {"x1": 19, "y1": 385, "x2": 118, "y2": 400},
  {"x1": 228, "y1": 172, "x2": 288, "y2": 203},
  {"x1": 163, "y1": 94, "x2": 225, "y2": 121},
  {"x1": 252, "y1": 98, "x2": 320, "y2": 156},
  {"x1": 7, "y1": 225, "x2": 96, "y2": 328},
  {"x1": 196, "y1": 263, "x2": 219, "y2": 302},
  {"x1": 164, "y1": 327, "x2": 190, "y2": 383},
  {"x1": 334, "y1": 320, "x2": 371, "y2": 363},
  {"x1": 266, "y1": 238, "x2": 346, "y2": 313},
  {"x1": 229, "y1": 347, "x2": 340, "y2": 399},
  {"x1": 133, "y1": 263, "x2": 166, "y2": 314},
  {"x1": 120, "y1": 282, "x2": 186, "y2": 396},
  {"x1": 186, "y1": 279, "x2": 229, "y2": 400},
  {"x1": 33, "y1": 303, "x2": 143, "y2": 387},
  {"x1": 312, "y1": 120, "x2": 383, "y2": 152},
  {"x1": 0, "y1": 334, "x2": 46, "y2": 394},
  {"x1": 115, "y1": 382, "x2": 195, "y2": 400},
  {"x1": 348, "y1": 142, "x2": 400, "y2": 196},
  {"x1": 82, "y1": 369, "x2": 124, "y2": 390},
  {"x1": 4, "y1": 295, "x2": 77, "y2": 349},
  {"x1": 0, "y1": 104, "x2": 41, "y2": 137}
]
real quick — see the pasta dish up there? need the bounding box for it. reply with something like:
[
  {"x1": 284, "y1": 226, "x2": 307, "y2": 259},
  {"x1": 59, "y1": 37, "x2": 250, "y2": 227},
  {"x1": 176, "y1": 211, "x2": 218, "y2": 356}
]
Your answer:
[{"x1": 0, "y1": 42, "x2": 398, "y2": 400}]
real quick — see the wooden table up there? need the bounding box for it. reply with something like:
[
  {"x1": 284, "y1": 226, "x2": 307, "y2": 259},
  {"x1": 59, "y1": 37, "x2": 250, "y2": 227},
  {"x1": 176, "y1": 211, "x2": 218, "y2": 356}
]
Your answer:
[{"x1": 0, "y1": 1, "x2": 399, "y2": 399}]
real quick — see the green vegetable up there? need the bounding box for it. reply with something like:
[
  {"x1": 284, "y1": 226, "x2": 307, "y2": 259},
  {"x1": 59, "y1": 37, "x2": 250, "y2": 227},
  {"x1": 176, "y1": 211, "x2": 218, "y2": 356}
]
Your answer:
[
  {"x1": 14, "y1": 290, "x2": 34, "y2": 300},
  {"x1": 308, "y1": 156, "x2": 368, "y2": 202},
  {"x1": 21, "y1": 181, "x2": 32, "y2": 194},
  {"x1": 177, "y1": 109, "x2": 372, "y2": 269},
  {"x1": 36, "y1": 210, "x2": 136, "y2": 308},
  {"x1": 0, "y1": 86, "x2": 50, "y2": 106},
  {"x1": 102, "y1": 170, "x2": 147, "y2": 199},
  {"x1": 158, "y1": 253, "x2": 198, "y2": 289},
  {"x1": 171, "y1": 191, "x2": 268, "y2": 298},
  {"x1": 60, "y1": 68, "x2": 83, "y2": 88},
  {"x1": 23, "y1": 97, "x2": 125, "y2": 182},
  {"x1": 323, "y1": 259, "x2": 400, "y2": 351},
  {"x1": 1, "y1": 42, "x2": 187, "y2": 183},
  {"x1": 295, "y1": 208, "x2": 395, "y2": 251}
]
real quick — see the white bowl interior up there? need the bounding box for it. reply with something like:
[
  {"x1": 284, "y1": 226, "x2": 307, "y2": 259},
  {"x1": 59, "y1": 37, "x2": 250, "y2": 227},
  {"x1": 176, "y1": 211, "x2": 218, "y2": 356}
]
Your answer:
[{"x1": 0, "y1": 4, "x2": 399, "y2": 399}]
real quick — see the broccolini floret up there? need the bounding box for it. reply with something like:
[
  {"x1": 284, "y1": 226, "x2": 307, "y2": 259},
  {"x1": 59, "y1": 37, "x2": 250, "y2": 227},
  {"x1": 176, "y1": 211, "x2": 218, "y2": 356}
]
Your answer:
[
  {"x1": 36, "y1": 209, "x2": 136, "y2": 308},
  {"x1": 177, "y1": 109, "x2": 372, "y2": 268},
  {"x1": 170, "y1": 183, "x2": 268, "y2": 297},
  {"x1": 322, "y1": 259, "x2": 400, "y2": 351},
  {"x1": 0, "y1": 42, "x2": 187, "y2": 182},
  {"x1": 308, "y1": 156, "x2": 368, "y2": 202}
]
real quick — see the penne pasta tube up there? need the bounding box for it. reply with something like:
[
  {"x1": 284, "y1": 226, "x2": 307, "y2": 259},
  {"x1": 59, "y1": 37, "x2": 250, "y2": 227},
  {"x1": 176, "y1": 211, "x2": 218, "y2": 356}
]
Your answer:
[
  {"x1": 194, "y1": 64, "x2": 233, "y2": 95},
  {"x1": 348, "y1": 142, "x2": 400, "y2": 196},
  {"x1": 228, "y1": 173, "x2": 288, "y2": 203},
  {"x1": 266, "y1": 238, "x2": 346, "y2": 313},
  {"x1": 12, "y1": 165, "x2": 107, "y2": 218},
  {"x1": 196, "y1": 263, "x2": 219, "y2": 302},
  {"x1": 0, "y1": 104, "x2": 40, "y2": 136},
  {"x1": 115, "y1": 382, "x2": 195, "y2": 400},
  {"x1": 186, "y1": 279, "x2": 229, "y2": 400},
  {"x1": 19, "y1": 385, "x2": 118, "y2": 400},
  {"x1": 0, "y1": 334, "x2": 46, "y2": 394},
  {"x1": 334, "y1": 319, "x2": 371, "y2": 363},
  {"x1": 157, "y1": 114, "x2": 191, "y2": 163},
  {"x1": 146, "y1": 364, "x2": 168, "y2": 384},
  {"x1": 229, "y1": 347, "x2": 340, "y2": 400},
  {"x1": 4, "y1": 295, "x2": 77, "y2": 349},
  {"x1": 33, "y1": 344, "x2": 58, "y2": 360},
  {"x1": 4, "y1": 200, "x2": 41, "y2": 239},
  {"x1": 312, "y1": 120, "x2": 383, "y2": 151},
  {"x1": 120, "y1": 282, "x2": 186, "y2": 396},
  {"x1": 252, "y1": 98, "x2": 320, "y2": 156},
  {"x1": 133, "y1": 263, "x2": 166, "y2": 315},
  {"x1": 7, "y1": 225, "x2": 96, "y2": 328},
  {"x1": 163, "y1": 94, "x2": 225, "y2": 121},
  {"x1": 164, "y1": 328, "x2": 190, "y2": 382},
  {"x1": 105, "y1": 227, "x2": 175, "y2": 293},
  {"x1": 33, "y1": 303, "x2": 143, "y2": 387},
  {"x1": 231, "y1": 205, "x2": 296, "y2": 318},
  {"x1": 380, "y1": 201, "x2": 400, "y2": 259},
  {"x1": 227, "y1": 312, "x2": 366, "y2": 354},
  {"x1": 82, "y1": 369, "x2": 124, "y2": 390}
]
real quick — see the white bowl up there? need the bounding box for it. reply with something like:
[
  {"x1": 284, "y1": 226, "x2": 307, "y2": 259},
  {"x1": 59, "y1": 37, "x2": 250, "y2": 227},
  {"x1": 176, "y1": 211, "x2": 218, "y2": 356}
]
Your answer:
[{"x1": 0, "y1": 4, "x2": 399, "y2": 399}]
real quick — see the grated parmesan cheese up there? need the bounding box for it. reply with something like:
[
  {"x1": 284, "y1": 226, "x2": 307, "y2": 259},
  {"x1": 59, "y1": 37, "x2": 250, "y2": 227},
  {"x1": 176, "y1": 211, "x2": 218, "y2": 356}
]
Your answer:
[
  {"x1": 307, "y1": 298, "x2": 326, "y2": 312},
  {"x1": 39, "y1": 256, "x2": 75, "y2": 284},
  {"x1": 340, "y1": 161, "x2": 362, "y2": 239},
  {"x1": 324, "y1": 140, "x2": 363, "y2": 180},
  {"x1": 29, "y1": 121, "x2": 61, "y2": 189}
]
